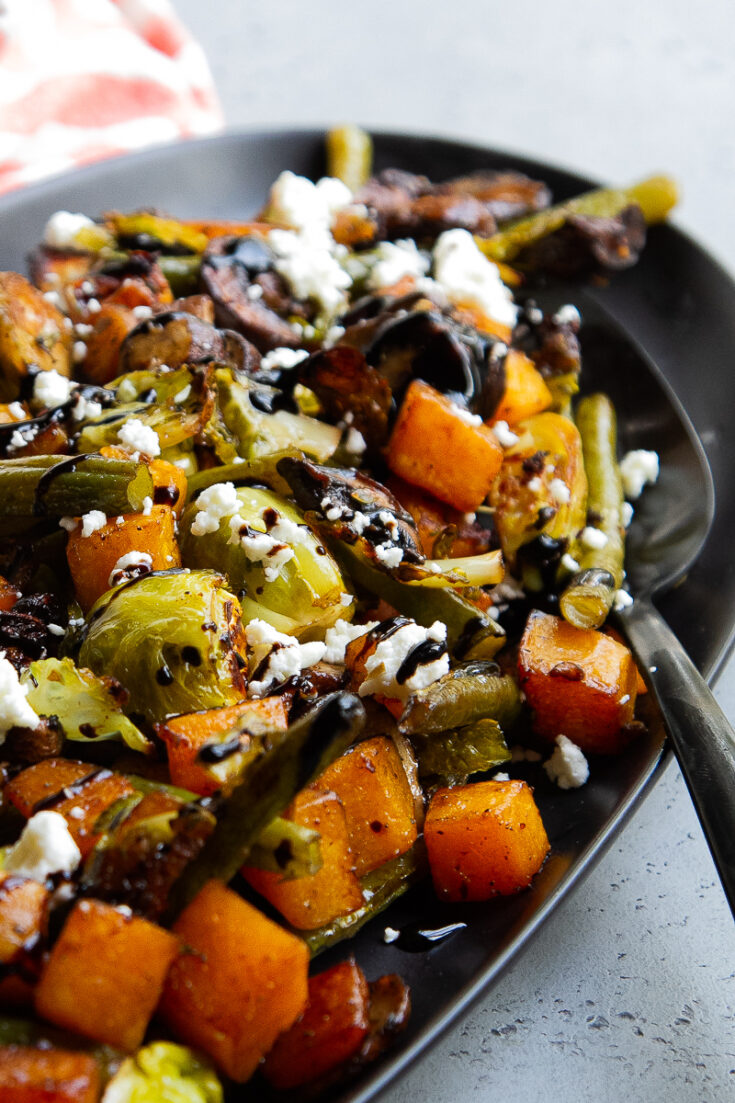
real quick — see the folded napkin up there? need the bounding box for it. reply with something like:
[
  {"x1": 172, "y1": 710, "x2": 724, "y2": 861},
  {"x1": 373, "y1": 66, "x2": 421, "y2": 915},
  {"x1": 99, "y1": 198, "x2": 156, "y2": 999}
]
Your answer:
[{"x1": 0, "y1": 0, "x2": 223, "y2": 195}]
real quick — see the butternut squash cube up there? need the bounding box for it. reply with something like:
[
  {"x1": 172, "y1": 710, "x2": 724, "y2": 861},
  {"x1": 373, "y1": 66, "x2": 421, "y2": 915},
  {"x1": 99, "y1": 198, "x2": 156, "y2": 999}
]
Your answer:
[
  {"x1": 263, "y1": 959, "x2": 370, "y2": 1090},
  {"x1": 35, "y1": 899, "x2": 179, "y2": 1052},
  {"x1": 0, "y1": 1045, "x2": 101, "y2": 1103},
  {"x1": 518, "y1": 610, "x2": 638, "y2": 753},
  {"x1": 387, "y1": 379, "x2": 503, "y2": 512},
  {"x1": 159, "y1": 880, "x2": 309, "y2": 1082},
  {"x1": 425, "y1": 780, "x2": 550, "y2": 901},
  {"x1": 0, "y1": 872, "x2": 48, "y2": 965},
  {"x1": 317, "y1": 736, "x2": 418, "y2": 876},
  {"x1": 243, "y1": 788, "x2": 364, "y2": 929},
  {"x1": 490, "y1": 348, "x2": 552, "y2": 426}
]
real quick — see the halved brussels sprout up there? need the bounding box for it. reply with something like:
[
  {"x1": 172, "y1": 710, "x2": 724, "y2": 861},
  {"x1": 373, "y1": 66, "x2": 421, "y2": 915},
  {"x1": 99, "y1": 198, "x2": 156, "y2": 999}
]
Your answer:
[
  {"x1": 180, "y1": 486, "x2": 349, "y2": 636},
  {"x1": 102, "y1": 1041, "x2": 222, "y2": 1103},
  {"x1": 79, "y1": 570, "x2": 247, "y2": 722},
  {"x1": 22, "y1": 657, "x2": 151, "y2": 753}
]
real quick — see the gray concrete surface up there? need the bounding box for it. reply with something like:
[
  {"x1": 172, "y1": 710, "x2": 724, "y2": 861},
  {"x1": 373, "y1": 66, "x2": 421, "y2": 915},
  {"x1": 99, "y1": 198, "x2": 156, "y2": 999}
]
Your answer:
[{"x1": 174, "y1": 2, "x2": 735, "y2": 1098}]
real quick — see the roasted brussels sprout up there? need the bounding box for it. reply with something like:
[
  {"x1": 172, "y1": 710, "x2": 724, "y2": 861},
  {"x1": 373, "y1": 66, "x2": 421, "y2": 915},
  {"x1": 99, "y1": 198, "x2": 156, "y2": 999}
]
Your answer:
[
  {"x1": 79, "y1": 570, "x2": 247, "y2": 723},
  {"x1": 102, "y1": 1041, "x2": 222, "y2": 1103}
]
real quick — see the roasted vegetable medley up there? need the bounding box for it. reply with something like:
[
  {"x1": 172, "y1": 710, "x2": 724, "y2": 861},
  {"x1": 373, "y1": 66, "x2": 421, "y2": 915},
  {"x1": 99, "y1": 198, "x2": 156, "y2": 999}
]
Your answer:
[{"x1": 0, "y1": 126, "x2": 675, "y2": 1100}]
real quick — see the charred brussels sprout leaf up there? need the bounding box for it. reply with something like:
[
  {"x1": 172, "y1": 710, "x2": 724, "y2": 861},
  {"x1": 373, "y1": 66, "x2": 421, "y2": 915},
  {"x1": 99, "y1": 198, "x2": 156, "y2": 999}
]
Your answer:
[
  {"x1": 180, "y1": 485, "x2": 349, "y2": 636},
  {"x1": 22, "y1": 657, "x2": 151, "y2": 753},
  {"x1": 414, "y1": 717, "x2": 510, "y2": 786},
  {"x1": 102, "y1": 1041, "x2": 223, "y2": 1103},
  {"x1": 79, "y1": 570, "x2": 246, "y2": 723}
]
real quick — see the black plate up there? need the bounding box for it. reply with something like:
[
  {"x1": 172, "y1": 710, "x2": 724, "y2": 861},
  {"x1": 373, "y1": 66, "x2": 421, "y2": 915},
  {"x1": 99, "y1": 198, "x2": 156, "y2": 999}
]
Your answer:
[{"x1": 2, "y1": 131, "x2": 735, "y2": 1102}]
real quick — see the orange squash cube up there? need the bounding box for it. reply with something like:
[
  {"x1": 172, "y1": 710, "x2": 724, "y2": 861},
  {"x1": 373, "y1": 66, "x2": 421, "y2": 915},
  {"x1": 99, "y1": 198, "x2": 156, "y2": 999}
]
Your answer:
[
  {"x1": 490, "y1": 348, "x2": 552, "y2": 426},
  {"x1": 0, "y1": 1046, "x2": 101, "y2": 1103},
  {"x1": 263, "y1": 959, "x2": 370, "y2": 1090},
  {"x1": 317, "y1": 737, "x2": 418, "y2": 876},
  {"x1": 387, "y1": 379, "x2": 503, "y2": 512},
  {"x1": 35, "y1": 899, "x2": 179, "y2": 1052},
  {"x1": 243, "y1": 788, "x2": 364, "y2": 929},
  {"x1": 518, "y1": 610, "x2": 638, "y2": 753},
  {"x1": 65, "y1": 504, "x2": 181, "y2": 612},
  {"x1": 156, "y1": 697, "x2": 289, "y2": 796},
  {"x1": 159, "y1": 880, "x2": 309, "y2": 1082},
  {"x1": 0, "y1": 873, "x2": 48, "y2": 965},
  {"x1": 425, "y1": 780, "x2": 550, "y2": 901}
]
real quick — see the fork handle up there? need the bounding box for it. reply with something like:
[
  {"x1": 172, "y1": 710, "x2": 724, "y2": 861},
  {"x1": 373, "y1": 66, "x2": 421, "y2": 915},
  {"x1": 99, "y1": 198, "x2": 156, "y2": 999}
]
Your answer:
[{"x1": 621, "y1": 599, "x2": 735, "y2": 918}]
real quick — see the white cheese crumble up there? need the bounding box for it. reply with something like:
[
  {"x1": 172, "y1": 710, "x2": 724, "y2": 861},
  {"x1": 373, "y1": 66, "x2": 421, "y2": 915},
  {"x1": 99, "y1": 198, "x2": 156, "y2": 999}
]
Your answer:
[
  {"x1": 377, "y1": 511, "x2": 400, "y2": 539},
  {"x1": 451, "y1": 401, "x2": 483, "y2": 427},
  {"x1": 553, "y1": 303, "x2": 582, "y2": 327},
  {"x1": 245, "y1": 618, "x2": 326, "y2": 697},
  {"x1": 229, "y1": 520, "x2": 295, "y2": 582},
  {"x1": 269, "y1": 227, "x2": 352, "y2": 318},
  {"x1": 267, "y1": 171, "x2": 353, "y2": 234},
  {"x1": 561, "y1": 552, "x2": 581, "y2": 573},
  {"x1": 108, "y1": 551, "x2": 153, "y2": 587},
  {"x1": 345, "y1": 426, "x2": 367, "y2": 454},
  {"x1": 132, "y1": 305, "x2": 153, "y2": 320},
  {"x1": 80, "y1": 510, "x2": 107, "y2": 538},
  {"x1": 43, "y1": 211, "x2": 95, "y2": 250},
  {"x1": 351, "y1": 511, "x2": 370, "y2": 535},
  {"x1": 621, "y1": 501, "x2": 634, "y2": 528},
  {"x1": 613, "y1": 588, "x2": 634, "y2": 611},
  {"x1": 619, "y1": 449, "x2": 659, "y2": 500},
  {"x1": 7, "y1": 401, "x2": 25, "y2": 419},
  {"x1": 59, "y1": 516, "x2": 78, "y2": 532},
  {"x1": 359, "y1": 620, "x2": 449, "y2": 701},
  {"x1": 580, "y1": 525, "x2": 608, "y2": 550},
  {"x1": 33, "y1": 369, "x2": 75, "y2": 408},
  {"x1": 433, "y1": 229, "x2": 518, "y2": 329},
  {"x1": 72, "y1": 393, "x2": 102, "y2": 422},
  {"x1": 246, "y1": 284, "x2": 264, "y2": 301},
  {"x1": 549, "y1": 477, "x2": 571, "y2": 505},
  {"x1": 141, "y1": 496, "x2": 153, "y2": 517},
  {"x1": 0, "y1": 652, "x2": 40, "y2": 738},
  {"x1": 260, "y1": 347, "x2": 309, "y2": 372},
  {"x1": 117, "y1": 418, "x2": 160, "y2": 458},
  {"x1": 174, "y1": 385, "x2": 191, "y2": 404},
  {"x1": 72, "y1": 341, "x2": 87, "y2": 364},
  {"x1": 87, "y1": 298, "x2": 101, "y2": 314},
  {"x1": 4, "y1": 810, "x2": 81, "y2": 881},
  {"x1": 493, "y1": 420, "x2": 520, "y2": 448},
  {"x1": 323, "y1": 619, "x2": 379, "y2": 665},
  {"x1": 375, "y1": 543, "x2": 404, "y2": 570},
  {"x1": 190, "y1": 482, "x2": 240, "y2": 536},
  {"x1": 367, "y1": 239, "x2": 430, "y2": 290},
  {"x1": 43, "y1": 289, "x2": 64, "y2": 310},
  {"x1": 493, "y1": 772, "x2": 511, "y2": 782},
  {"x1": 544, "y1": 734, "x2": 589, "y2": 790},
  {"x1": 383, "y1": 926, "x2": 401, "y2": 944}
]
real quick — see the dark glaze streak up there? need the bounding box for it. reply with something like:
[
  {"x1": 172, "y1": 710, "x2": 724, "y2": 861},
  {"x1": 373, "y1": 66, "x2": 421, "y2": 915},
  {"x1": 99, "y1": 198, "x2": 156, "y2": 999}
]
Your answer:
[
  {"x1": 365, "y1": 617, "x2": 412, "y2": 650},
  {"x1": 395, "y1": 639, "x2": 447, "y2": 685},
  {"x1": 32, "y1": 767, "x2": 111, "y2": 814},
  {"x1": 156, "y1": 665, "x2": 174, "y2": 686},
  {"x1": 33, "y1": 453, "x2": 91, "y2": 515},
  {"x1": 197, "y1": 736, "x2": 242, "y2": 763}
]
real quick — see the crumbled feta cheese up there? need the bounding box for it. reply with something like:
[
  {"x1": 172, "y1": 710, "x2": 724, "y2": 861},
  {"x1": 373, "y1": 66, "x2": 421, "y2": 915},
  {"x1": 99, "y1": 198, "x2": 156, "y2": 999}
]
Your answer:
[
  {"x1": 359, "y1": 620, "x2": 449, "y2": 701},
  {"x1": 190, "y1": 482, "x2": 240, "y2": 536},
  {"x1": 7, "y1": 401, "x2": 25, "y2": 419},
  {"x1": 619, "y1": 694, "x2": 630, "y2": 705},
  {"x1": 433, "y1": 229, "x2": 518, "y2": 328},
  {"x1": 493, "y1": 772, "x2": 511, "y2": 782},
  {"x1": 0, "y1": 651, "x2": 40, "y2": 738},
  {"x1": 351, "y1": 511, "x2": 370, "y2": 535},
  {"x1": 544, "y1": 734, "x2": 589, "y2": 789},
  {"x1": 375, "y1": 543, "x2": 404, "y2": 570},
  {"x1": 68, "y1": 806, "x2": 85, "y2": 820},
  {"x1": 43, "y1": 289, "x2": 64, "y2": 310},
  {"x1": 323, "y1": 618, "x2": 379, "y2": 665},
  {"x1": 132, "y1": 305, "x2": 153, "y2": 320},
  {"x1": 80, "y1": 280, "x2": 95, "y2": 296},
  {"x1": 526, "y1": 305, "x2": 544, "y2": 325},
  {"x1": 33, "y1": 369, "x2": 75, "y2": 408},
  {"x1": 72, "y1": 341, "x2": 87, "y2": 364},
  {"x1": 47, "y1": 623, "x2": 65, "y2": 637},
  {"x1": 230, "y1": 520, "x2": 294, "y2": 581},
  {"x1": 553, "y1": 303, "x2": 581, "y2": 327},
  {"x1": 173, "y1": 385, "x2": 191, "y2": 404},
  {"x1": 561, "y1": 552, "x2": 581, "y2": 573},
  {"x1": 117, "y1": 418, "x2": 160, "y2": 457},
  {"x1": 4, "y1": 810, "x2": 81, "y2": 881},
  {"x1": 87, "y1": 297, "x2": 101, "y2": 314},
  {"x1": 493, "y1": 420, "x2": 520, "y2": 448},
  {"x1": 619, "y1": 449, "x2": 659, "y2": 500},
  {"x1": 108, "y1": 551, "x2": 153, "y2": 587},
  {"x1": 451, "y1": 401, "x2": 483, "y2": 427},
  {"x1": 383, "y1": 926, "x2": 401, "y2": 944},
  {"x1": 246, "y1": 283, "x2": 264, "y2": 301},
  {"x1": 549, "y1": 477, "x2": 571, "y2": 505},
  {"x1": 59, "y1": 516, "x2": 78, "y2": 532},
  {"x1": 74, "y1": 323, "x2": 93, "y2": 338},
  {"x1": 43, "y1": 211, "x2": 95, "y2": 250},
  {"x1": 580, "y1": 525, "x2": 608, "y2": 550},
  {"x1": 621, "y1": 501, "x2": 634, "y2": 528},
  {"x1": 527, "y1": 476, "x2": 542, "y2": 492},
  {"x1": 245, "y1": 618, "x2": 326, "y2": 697},
  {"x1": 340, "y1": 592, "x2": 353, "y2": 606},
  {"x1": 8, "y1": 429, "x2": 30, "y2": 450},
  {"x1": 267, "y1": 171, "x2": 353, "y2": 233},
  {"x1": 345, "y1": 426, "x2": 367, "y2": 454},
  {"x1": 324, "y1": 324, "x2": 345, "y2": 347},
  {"x1": 260, "y1": 347, "x2": 310, "y2": 373},
  {"x1": 367, "y1": 239, "x2": 430, "y2": 290},
  {"x1": 613, "y1": 588, "x2": 634, "y2": 611},
  {"x1": 141, "y1": 496, "x2": 153, "y2": 517},
  {"x1": 72, "y1": 393, "x2": 102, "y2": 422},
  {"x1": 377, "y1": 511, "x2": 400, "y2": 539},
  {"x1": 80, "y1": 510, "x2": 106, "y2": 537},
  {"x1": 269, "y1": 227, "x2": 351, "y2": 317}
]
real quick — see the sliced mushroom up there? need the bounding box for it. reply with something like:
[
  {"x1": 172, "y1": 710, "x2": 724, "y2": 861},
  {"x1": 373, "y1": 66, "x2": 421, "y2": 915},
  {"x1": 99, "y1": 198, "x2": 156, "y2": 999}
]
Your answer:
[
  {"x1": 119, "y1": 310, "x2": 257, "y2": 375},
  {"x1": 200, "y1": 235, "x2": 302, "y2": 352},
  {"x1": 298, "y1": 346, "x2": 392, "y2": 450},
  {"x1": 434, "y1": 170, "x2": 552, "y2": 223}
]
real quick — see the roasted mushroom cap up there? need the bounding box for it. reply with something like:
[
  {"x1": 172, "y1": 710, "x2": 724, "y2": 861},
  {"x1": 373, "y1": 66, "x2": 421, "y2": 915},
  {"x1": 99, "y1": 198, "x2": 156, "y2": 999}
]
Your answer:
[
  {"x1": 119, "y1": 310, "x2": 257, "y2": 375},
  {"x1": 298, "y1": 346, "x2": 392, "y2": 450},
  {"x1": 200, "y1": 235, "x2": 303, "y2": 352},
  {"x1": 434, "y1": 170, "x2": 552, "y2": 223}
]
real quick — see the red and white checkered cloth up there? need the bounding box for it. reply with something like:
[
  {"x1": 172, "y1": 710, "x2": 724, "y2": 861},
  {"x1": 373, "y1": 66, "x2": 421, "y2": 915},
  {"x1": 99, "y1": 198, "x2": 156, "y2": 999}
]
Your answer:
[{"x1": 0, "y1": 0, "x2": 224, "y2": 195}]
